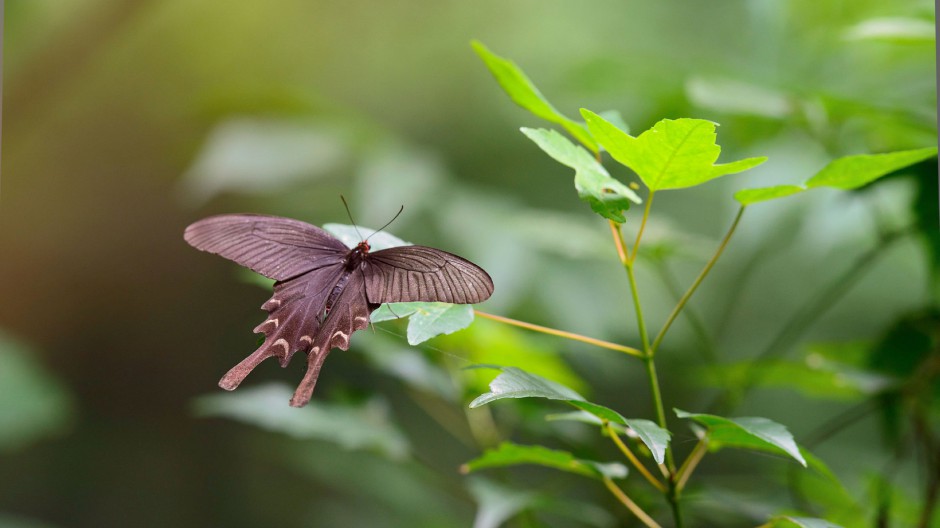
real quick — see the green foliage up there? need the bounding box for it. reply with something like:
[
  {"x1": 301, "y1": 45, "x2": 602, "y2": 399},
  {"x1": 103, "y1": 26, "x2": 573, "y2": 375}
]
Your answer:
[
  {"x1": 472, "y1": 40, "x2": 597, "y2": 152},
  {"x1": 521, "y1": 127, "x2": 640, "y2": 222},
  {"x1": 193, "y1": 383, "x2": 410, "y2": 459},
  {"x1": 462, "y1": 442, "x2": 627, "y2": 480},
  {"x1": 735, "y1": 147, "x2": 937, "y2": 204},
  {"x1": 371, "y1": 302, "x2": 475, "y2": 345},
  {"x1": 675, "y1": 410, "x2": 807, "y2": 466},
  {"x1": 581, "y1": 109, "x2": 767, "y2": 191},
  {"x1": 767, "y1": 516, "x2": 844, "y2": 528}
]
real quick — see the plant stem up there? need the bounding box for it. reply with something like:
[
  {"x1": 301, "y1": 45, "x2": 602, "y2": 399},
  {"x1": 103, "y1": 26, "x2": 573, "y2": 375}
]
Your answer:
[
  {"x1": 604, "y1": 422, "x2": 666, "y2": 492},
  {"x1": 630, "y1": 191, "x2": 655, "y2": 263},
  {"x1": 650, "y1": 205, "x2": 746, "y2": 356},
  {"x1": 675, "y1": 437, "x2": 708, "y2": 492},
  {"x1": 602, "y1": 478, "x2": 663, "y2": 528},
  {"x1": 473, "y1": 310, "x2": 644, "y2": 358}
]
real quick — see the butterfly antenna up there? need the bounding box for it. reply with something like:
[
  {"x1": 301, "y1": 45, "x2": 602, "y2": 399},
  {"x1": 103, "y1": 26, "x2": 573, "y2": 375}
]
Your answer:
[
  {"x1": 365, "y1": 205, "x2": 404, "y2": 242},
  {"x1": 340, "y1": 195, "x2": 365, "y2": 241}
]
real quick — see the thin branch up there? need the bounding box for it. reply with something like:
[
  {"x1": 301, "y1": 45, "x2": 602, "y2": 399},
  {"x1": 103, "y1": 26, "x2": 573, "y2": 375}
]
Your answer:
[
  {"x1": 602, "y1": 478, "x2": 663, "y2": 528},
  {"x1": 675, "y1": 437, "x2": 708, "y2": 492},
  {"x1": 605, "y1": 422, "x2": 666, "y2": 492},
  {"x1": 650, "y1": 205, "x2": 746, "y2": 357},
  {"x1": 473, "y1": 311, "x2": 644, "y2": 358},
  {"x1": 630, "y1": 191, "x2": 656, "y2": 263}
]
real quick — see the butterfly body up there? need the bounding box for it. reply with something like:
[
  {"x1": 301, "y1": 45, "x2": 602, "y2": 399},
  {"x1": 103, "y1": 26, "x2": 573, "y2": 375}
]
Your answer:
[{"x1": 184, "y1": 214, "x2": 493, "y2": 407}]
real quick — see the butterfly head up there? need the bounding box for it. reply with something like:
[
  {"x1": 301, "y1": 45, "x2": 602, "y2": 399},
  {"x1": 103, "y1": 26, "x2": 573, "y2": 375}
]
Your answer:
[{"x1": 356, "y1": 240, "x2": 371, "y2": 254}]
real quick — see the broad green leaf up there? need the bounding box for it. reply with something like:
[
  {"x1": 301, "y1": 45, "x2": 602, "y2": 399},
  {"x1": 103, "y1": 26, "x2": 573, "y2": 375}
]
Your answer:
[
  {"x1": 470, "y1": 366, "x2": 670, "y2": 463},
  {"x1": 469, "y1": 366, "x2": 585, "y2": 408},
  {"x1": 370, "y1": 301, "x2": 476, "y2": 345},
  {"x1": 0, "y1": 333, "x2": 74, "y2": 452},
  {"x1": 768, "y1": 516, "x2": 843, "y2": 528},
  {"x1": 323, "y1": 223, "x2": 410, "y2": 250},
  {"x1": 805, "y1": 147, "x2": 937, "y2": 190},
  {"x1": 521, "y1": 127, "x2": 640, "y2": 223},
  {"x1": 581, "y1": 109, "x2": 766, "y2": 191},
  {"x1": 471, "y1": 41, "x2": 597, "y2": 151},
  {"x1": 734, "y1": 185, "x2": 806, "y2": 205},
  {"x1": 675, "y1": 409, "x2": 806, "y2": 466},
  {"x1": 193, "y1": 383, "x2": 410, "y2": 459},
  {"x1": 462, "y1": 442, "x2": 627, "y2": 480}
]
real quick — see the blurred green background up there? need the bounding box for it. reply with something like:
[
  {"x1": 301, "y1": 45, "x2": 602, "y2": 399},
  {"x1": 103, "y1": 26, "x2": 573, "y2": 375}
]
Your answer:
[{"x1": 1, "y1": 1, "x2": 937, "y2": 526}]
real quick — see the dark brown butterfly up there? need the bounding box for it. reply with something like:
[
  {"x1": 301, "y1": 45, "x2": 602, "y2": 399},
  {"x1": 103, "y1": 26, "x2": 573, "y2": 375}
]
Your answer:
[{"x1": 184, "y1": 214, "x2": 493, "y2": 407}]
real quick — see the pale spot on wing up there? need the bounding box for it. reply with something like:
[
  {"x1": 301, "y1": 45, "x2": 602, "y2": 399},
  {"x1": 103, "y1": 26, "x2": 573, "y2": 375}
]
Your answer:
[
  {"x1": 300, "y1": 336, "x2": 313, "y2": 344},
  {"x1": 272, "y1": 339, "x2": 290, "y2": 354}
]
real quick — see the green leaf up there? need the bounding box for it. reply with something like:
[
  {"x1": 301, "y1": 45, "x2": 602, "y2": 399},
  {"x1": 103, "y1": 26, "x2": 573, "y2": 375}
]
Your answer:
[
  {"x1": 469, "y1": 366, "x2": 585, "y2": 408},
  {"x1": 462, "y1": 442, "x2": 627, "y2": 480},
  {"x1": 581, "y1": 110, "x2": 766, "y2": 191},
  {"x1": 733, "y1": 185, "x2": 806, "y2": 205},
  {"x1": 701, "y1": 359, "x2": 894, "y2": 401},
  {"x1": 843, "y1": 17, "x2": 936, "y2": 44},
  {"x1": 193, "y1": 383, "x2": 410, "y2": 459},
  {"x1": 467, "y1": 478, "x2": 539, "y2": 528},
  {"x1": 675, "y1": 409, "x2": 806, "y2": 466},
  {"x1": 370, "y1": 302, "x2": 475, "y2": 345},
  {"x1": 735, "y1": 147, "x2": 938, "y2": 205},
  {"x1": 0, "y1": 333, "x2": 74, "y2": 452},
  {"x1": 805, "y1": 147, "x2": 937, "y2": 190},
  {"x1": 521, "y1": 127, "x2": 640, "y2": 223},
  {"x1": 469, "y1": 366, "x2": 670, "y2": 463},
  {"x1": 768, "y1": 515, "x2": 843, "y2": 528},
  {"x1": 471, "y1": 40, "x2": 597, "y2": 152}
]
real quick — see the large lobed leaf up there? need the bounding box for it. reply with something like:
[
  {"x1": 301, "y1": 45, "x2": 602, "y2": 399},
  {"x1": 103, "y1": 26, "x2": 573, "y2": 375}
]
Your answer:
[
  {"x1": 734, "y1": 147, "x2": 937, "y2": 205},
  {"x1": 462, "y1": 442, "x2": 627, "y2": 480},
  {"x1": 675, "y1": 409, "x2": 806, "y2": 466},
  {"x1": 581, "y1": 109, "x2": 766, "y2": 191},
  {"x1": 470, "y1": 366, "x2": 670, "y2": 463},
  {"x1": 472, "y1": 41, "x2": 597, "y2": 152},
  {"x1": 521, "y1": 127, "x2": 641, "y2": 223}
]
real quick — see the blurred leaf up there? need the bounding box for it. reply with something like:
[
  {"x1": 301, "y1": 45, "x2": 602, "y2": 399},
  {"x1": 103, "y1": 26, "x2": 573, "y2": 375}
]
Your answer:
[
  {"x1": 467, "y1": 478, "x2": 538, "y2": 528},
  {"x1": 0, "y1": 333, "x2": 73, "y2": 452},
  {"x1": 180, "y1": 118, "x2": 350, "y2": 204},
  {"x1": 469, "y1": 366, "x2": 669, "y2": 463},
  {"x1": 471, "y1": 40, "x2": 597, "y2": 152},
  {"x1": 521, "y1": 127, "x2": 640, "y2": 223},
  {"x1": 686, "y1": 76, "x2": 794, "y2": 118},
  {"x1": 353, "y1": 142, "x2": 445, "y2": 227},
  {"x1": 843, "y1": 17, "x2": 936, "y2": 44},
  {"x1": 735, "y1": 147, "x2": 937, "y2": 205},
  {"x1": 372, "y1": 302, "x2": 475, "y2": 345},
  {"x1": 701, "y1": 359, "x2": 895, "y2": 400},
  {"x1": 462, "y1": 442, "x2": 627, "y2": 480},
  {"x1": 193, "y1": 383, "x2": 410, "y2": 459},
  {"x1": 0, "y1": 515, "x2": 60, "y2": 528},
  {"x1": 675, "y1": 409, "x2": 806, "y2": 466},
  {"x1": 581, "y1": 110, "x2": 766, "y2": 191},
  {"x1": 469, "y1": 366, "x2": 584, "y2": 408},
  {"x1": 355, "y1": 334, "x2": 457, "y2": 401},
  {"x1": 323, "y1": 223, "x2": 410, "y2": 250},
  {"x1": 805, "y1": 148, "x2": 937, "y2": 190},
  {"x1": 734, "y1": 185, "x2": 807, "y2": 205},
  {"x1": 767, "y1": 516, "x2": 843, "y2": 528}
]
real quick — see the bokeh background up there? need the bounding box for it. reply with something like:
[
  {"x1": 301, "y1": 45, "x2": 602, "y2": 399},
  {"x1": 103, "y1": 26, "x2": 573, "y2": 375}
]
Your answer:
[{"x1": 1, "y1": 1, "x2": 937, "y2": 527}]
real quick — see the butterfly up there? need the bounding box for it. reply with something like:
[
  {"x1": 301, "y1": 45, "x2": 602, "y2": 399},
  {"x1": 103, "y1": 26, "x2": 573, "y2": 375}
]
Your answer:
[{"x1": 184, "y1": 213, "x2": 494, "y2": 407}]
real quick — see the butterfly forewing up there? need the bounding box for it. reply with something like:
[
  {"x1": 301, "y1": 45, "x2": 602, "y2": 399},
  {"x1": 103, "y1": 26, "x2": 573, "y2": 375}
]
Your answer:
[
  {"x1": 184, "y1": 214, "x2": 348, "y2": 281},
  {"x1": 363, "y1": 246, "x2": 494, "y2": 304}
]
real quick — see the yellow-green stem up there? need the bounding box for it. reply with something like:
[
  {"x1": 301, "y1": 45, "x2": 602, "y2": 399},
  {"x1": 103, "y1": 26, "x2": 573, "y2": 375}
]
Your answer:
[
  {"x1": 650, "y1": 205, "x2": 746, "y2": 356},
  {"x1": 605, "y1": 422, "x2": 666, "y2": 492},
  {"x1": 630, "y1": 191, "x2": 655, "y2": 263},
  {"x1": 602, "y1": 478, "x2": 663, "y2": 528},
  {"x1": 473, "y1": 310, "x2": 643, "y2": 358},
  {"x1": 676, "y1": 436, "x2": 709, "y2": 492}
]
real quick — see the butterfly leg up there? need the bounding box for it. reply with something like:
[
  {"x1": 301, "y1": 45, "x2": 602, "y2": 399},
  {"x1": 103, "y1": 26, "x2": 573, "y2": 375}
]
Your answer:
[{"x1": 289, "y1": 346, "x2": 332, "y2": 407}]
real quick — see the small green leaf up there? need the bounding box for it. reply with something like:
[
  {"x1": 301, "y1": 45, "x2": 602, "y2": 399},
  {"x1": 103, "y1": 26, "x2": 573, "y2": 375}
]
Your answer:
[
  {"x1": 768, "y1": 515, "x2": 843, "y2": 528},
  {"x1": 675, "y1": 409, "x2": 806, "y2": 466},
  {"x1": 462, "y1": 442, "x2": 627, "y2": 480},
  {"x1": 369, "y1": 302, "x2": 423, "y2": 323},
  {"x1": 581, "y1": 110, "x2": 766, "y2": 191},
  {"x1": 469, "y1": 366, "x2": 670, "y2": 463},
  {"x1": 734, "y1": 185, "x2": 806, "y2": 205},
  {"x1": 469, "y1": 366, "x2": 585, "y2": 408},
  {"x1": 805, "y1": 147, "x2": 938, "y2": 190},
  {"x1": 472, "y1": 40, "x2": 597, "y2": 151},
  {"x1": 370, "y1": 302, "x2": 475, "y2": 345},
  {"x1": 521, "y1": 127, "x2": 640, "y2": 223},
  {"x1": 193, "y1": 383, "x2": 410, "y2": 459}
]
